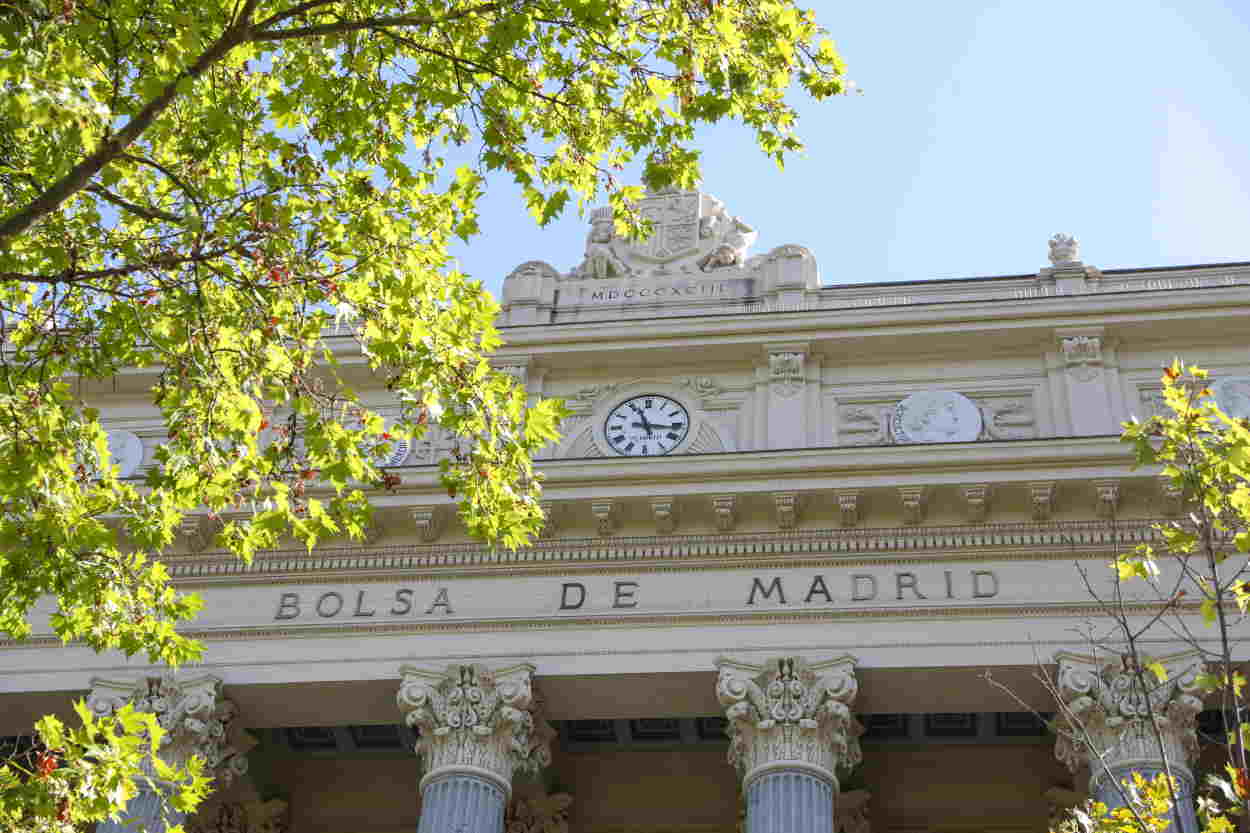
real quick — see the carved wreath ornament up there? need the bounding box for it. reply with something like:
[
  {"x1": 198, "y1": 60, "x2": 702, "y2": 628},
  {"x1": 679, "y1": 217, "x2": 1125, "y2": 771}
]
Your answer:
[
  {"x1": 397, "y1": 663, "x2": 552, "y2": 786},
  {"x1": 716, "y1": 656, "x2": 861, "y2": 783}
]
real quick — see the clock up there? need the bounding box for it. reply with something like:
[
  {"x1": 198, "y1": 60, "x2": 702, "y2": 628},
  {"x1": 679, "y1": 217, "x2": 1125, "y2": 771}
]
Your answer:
[{"x1": 603, "y1": 394, "x2": 690, "y2": 456}]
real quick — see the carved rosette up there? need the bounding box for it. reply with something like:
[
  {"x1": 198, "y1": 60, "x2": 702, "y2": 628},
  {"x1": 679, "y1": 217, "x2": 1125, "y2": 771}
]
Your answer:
[
  {"x1": 1052, "y1": 652, "x2": 1204, "y2": 792},
  {"x1": 397, "y1": 663, "x2": 552, "y2": 796},
  {"x1": 716, "y1": 656, "x2": 861, "y2": 789},
  {"x1": 87, "y1": 675, "x2": 248, "y2": 784}
]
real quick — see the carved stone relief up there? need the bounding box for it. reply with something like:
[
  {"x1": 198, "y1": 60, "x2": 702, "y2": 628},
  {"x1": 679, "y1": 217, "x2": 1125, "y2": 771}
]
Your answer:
[
  {"x1": 768, "y1": 352, "x2": 805, "y2": 398},
  {"x1": 189, "y1": 800, "x2": 288, "y2": 833},
  {"x1": 837, "y1": 392, "x2": 1035, "y2": 446},
  {"x1": 1059, "y1": 336, "x2": 1103, "y2": 382},
  {"x1": 507, "y1": 789, "x2": 573, "y2": 833}
]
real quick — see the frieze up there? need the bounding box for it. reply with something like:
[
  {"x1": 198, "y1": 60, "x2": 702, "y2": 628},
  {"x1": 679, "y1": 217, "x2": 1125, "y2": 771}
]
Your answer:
[{"x1": 165, "y1": 519, "x2": 1165, "y2": 582}]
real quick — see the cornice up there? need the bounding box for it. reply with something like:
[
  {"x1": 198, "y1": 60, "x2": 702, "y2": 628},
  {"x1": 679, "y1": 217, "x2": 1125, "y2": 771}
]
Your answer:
[
  {"x1": 496, "y1": 281, "x2": 1250, "y2": 352},
  {"x1": 165, "y1": 518, "x2": 1161, "y2": 585},
  {"x1": 371, "y1": 436, "x2": 1137, "y2": 503}
]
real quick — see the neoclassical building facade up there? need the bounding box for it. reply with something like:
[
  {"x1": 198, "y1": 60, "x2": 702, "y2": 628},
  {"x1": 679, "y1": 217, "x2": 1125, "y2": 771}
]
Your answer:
[{"x1": 2, "y1": 187, "x2": 1249, "y2": 833}]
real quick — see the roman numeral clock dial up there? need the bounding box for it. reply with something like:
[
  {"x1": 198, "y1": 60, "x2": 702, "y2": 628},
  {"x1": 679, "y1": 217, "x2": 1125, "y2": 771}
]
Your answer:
[{"x1": 604, "y1": 395, "x2": 690, "y2": 457}]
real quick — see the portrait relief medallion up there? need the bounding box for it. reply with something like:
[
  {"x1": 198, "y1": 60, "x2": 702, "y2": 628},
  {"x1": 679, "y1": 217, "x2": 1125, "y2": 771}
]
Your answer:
[
  {"x1": 892, "y1": 391, "x2": 982, "y2": 444},
  {"x1": 1213, "y1": 376, "x2": 1250, "y2": 420},
  {"x1": 105, "y1": 429, "x2": 144, "y2": 477}
]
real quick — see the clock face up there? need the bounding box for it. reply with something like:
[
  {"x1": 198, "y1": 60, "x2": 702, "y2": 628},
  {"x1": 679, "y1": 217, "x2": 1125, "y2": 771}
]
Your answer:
[{"x1": 604, "y1": 395, "x2": 690, "y2": 457}]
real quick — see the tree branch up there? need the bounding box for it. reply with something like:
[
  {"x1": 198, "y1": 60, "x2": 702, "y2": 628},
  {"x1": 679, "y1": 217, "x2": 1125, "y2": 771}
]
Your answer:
[
  {"x1": 252, "y1": 2, "x2": 504, "y2": 42},
  {"x1": 0, "y1": 0, "x2": 260, "y2": 243},
  {"x1": 85, "y1": 185, "x2": 184, "y2": 224},
  {"x1": 0, "y1": 248, "x2": 232, "y2": 284}
]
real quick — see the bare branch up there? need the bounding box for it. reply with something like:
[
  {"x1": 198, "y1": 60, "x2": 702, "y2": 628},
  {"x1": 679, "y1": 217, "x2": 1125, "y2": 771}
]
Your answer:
[{"x1": 85, "y1": 185, "x2": 183, "y2": 224}]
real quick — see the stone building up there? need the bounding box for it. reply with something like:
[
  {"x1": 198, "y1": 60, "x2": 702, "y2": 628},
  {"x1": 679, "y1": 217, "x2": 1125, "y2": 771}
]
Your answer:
[{"x1": 2, "y1": 187, "x2": 1249, "y2": 833}]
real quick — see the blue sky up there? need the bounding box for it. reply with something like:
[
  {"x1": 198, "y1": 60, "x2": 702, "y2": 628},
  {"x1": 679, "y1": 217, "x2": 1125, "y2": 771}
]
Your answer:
[{"x1": 450, "y1": 0, "x2": 1250, "y2": 299}]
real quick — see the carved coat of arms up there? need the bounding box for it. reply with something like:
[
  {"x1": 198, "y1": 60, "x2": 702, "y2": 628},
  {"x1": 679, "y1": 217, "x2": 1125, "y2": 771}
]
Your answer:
[{"x1": 574, "y1": 189, "x2": 757, "y2": 278}]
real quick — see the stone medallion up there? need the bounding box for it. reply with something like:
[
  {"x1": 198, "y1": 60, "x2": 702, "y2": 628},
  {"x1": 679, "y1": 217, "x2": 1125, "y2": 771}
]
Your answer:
[
  {"x1": 1213, "y1": 376, "x2": 1250, "y2": 420},
  {"x1": 892, "y1": 391, "x2": 982, "y2": 444},
  {"x1": 105, "y1": 429, "x2": 144, "y2": 477}
]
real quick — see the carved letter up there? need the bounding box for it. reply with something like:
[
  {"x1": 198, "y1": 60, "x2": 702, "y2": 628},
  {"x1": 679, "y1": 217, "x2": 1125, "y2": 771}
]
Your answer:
[
  {"x1": 805, "y1": 575, "x2": 833, "y2": 604},
  {"x1": 425, "y1": 587, "x2": 454, "y2": 615},
  {"x1": 275, "y1": 592, "x2": 300, "y2": 620},
  {"x1": 391, "y1": 589, "x2": 413, "y2": 615},
  {"x1": 613, "y1": 581, "x2": 639, "y2": 609},
  {"x1": 895, "y1": 573, "x2": 926, "y2": 600},
  {"x1": 747, "y1": 577, "x2": 786, "y2": 606},
  {"x1": 352, "y1": 590, "x2": 376, "y2": 618},
  {"x1": 850, "y1": 575, "x2": 878, "y2": 601},
  {"x1": 559, "y1": 582, "x2": 586, "y2": 610},
  {"x1": 315, "y1": 591, "x2": 343, "y2": 618},
  {"x1": 972, "y1": 570, "x2": 999, "y2": 599}
]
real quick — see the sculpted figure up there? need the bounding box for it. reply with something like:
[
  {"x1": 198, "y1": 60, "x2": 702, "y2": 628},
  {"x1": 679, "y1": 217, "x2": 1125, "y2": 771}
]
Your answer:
[
  {"x1": 697, "y1": 215, "x2": 757, "y2": 271},
  {"x1": 575, "y1": 209, "x2": 630, "y2": 279}
]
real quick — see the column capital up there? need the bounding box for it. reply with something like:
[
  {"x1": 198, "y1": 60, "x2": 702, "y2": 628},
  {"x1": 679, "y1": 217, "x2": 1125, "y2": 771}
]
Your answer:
[
  {"x1": 1052, "y1": 651, "x2": 1205, "y2": 790},
  {"x1": 86, "y1": 674, "x2": 248, "y2": 785},
  {"x1": 716, "y1": 655, "x2": 861, "y2": 789},
  {"x1": 397, "y1": 662, "x2": 552, "y2": 797}
]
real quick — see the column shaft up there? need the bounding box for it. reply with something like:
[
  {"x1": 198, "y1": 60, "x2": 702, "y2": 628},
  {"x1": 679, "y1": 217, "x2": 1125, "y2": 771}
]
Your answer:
[
  {"x1": 745, "y1": 769, "x2": 834, "y2": 833},
  {"x1": 417, "y1": 773, "x2": 506, "y2": 833},
  {"x1": 97, "y1": 785, "x2": 184, "y2": 833},
  {"x1": 1093, "y1": 766, "x2": 1198, "y2": 833}
]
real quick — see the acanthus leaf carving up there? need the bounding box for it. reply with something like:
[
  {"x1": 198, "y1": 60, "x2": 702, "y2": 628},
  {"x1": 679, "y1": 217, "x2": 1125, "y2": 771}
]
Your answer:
[
  {"x1": 188, "y1": 800, "x2": 288, "y2": 833},
  {"x1": 1052, "y1": 652, "x2": 1204, "y2": 793},
  {"x1": 506, "y1": 789, "x2": 573, "y2": 833},
  {"x1": 87, "y1": 675, "x2": 248, "y2": 785},
  {"x1": 397, "y1": 663, "x2": 551, "y2": 793},
  {"x1": 716, "y1": 655, "x2": 862, "y2": 786}
]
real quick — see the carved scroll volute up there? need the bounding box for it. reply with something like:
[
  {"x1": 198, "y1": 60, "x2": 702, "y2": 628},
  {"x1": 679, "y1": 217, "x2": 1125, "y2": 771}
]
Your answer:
[
  {"x1": 716, "y1": 655, "x2": 861, "y2": 789},
  {"x1": 1052, "y1": 651, "x2": 1205, "y2": 789},
  {"x1": 87, "y1": 675, "x2": 248, "y2": 784},
  {"x1": 397, "y1": 662, "x2": 551, "y2": 795}
]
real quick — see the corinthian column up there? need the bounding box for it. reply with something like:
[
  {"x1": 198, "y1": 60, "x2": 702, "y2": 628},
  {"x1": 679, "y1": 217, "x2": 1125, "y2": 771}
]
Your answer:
[
  {"x1": 88, "y1": 675, "x2": 247, "y2": 833},
  {"x1": 1052, "y1": 652, "x2": 1204, "y2": 833},
  {"x1": 397, "y1": 663, "x2": 552, "y2": 833},
  {"x1": 716, "y1": 656, "x2": 861, "y2": 833}
]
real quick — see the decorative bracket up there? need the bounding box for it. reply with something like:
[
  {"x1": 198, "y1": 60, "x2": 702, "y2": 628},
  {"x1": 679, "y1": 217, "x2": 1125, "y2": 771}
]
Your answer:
[
  {"x1": 538, "y1": 501, "x2": 558, "y2": 538},
  {"x1": 773, "y1": 492, "x2": 799, "y2": 529},
  {"x1": 1158, "y1": 478, "x2": 1184, "y2": 516},
  {"x1": 836, "y1": 490, "x2": 860, "y2": 528},
  {"x1": 592, "y1": 500, "x2": 616, "y2": 536},
  {"x1": 898, "y1": 486, "x2": 927, "y2": 525},
  {"x1": 1030, "y1": 481, "x2": 1055, "y2": 521},
  {"x1": 179, "y1": 515, "x2": 209, "y2": 552},
  {"x1": 960, "y1": 484, "x2": 991, "y2": 523},
  {"x1": 711, "y1": 494, "x2": 737, "y2": 532},
  {"x1": 650, "y1": 497, "x2": 677, "y2": 535},
  {"x1": 412, "y1": 507, "x2": 442, "y2": 542},
  {"x1": 1093, "y1": 479, "x2": 1120, "y2": 518}
]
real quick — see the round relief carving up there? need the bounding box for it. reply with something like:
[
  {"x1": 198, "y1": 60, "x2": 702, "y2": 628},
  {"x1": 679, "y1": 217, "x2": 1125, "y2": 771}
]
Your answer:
[
  {"x1": 106, "y1": 429, "x2": 144, "y2": 477},
  {"x1": 1213, "y1": 376, "x2": 1250, "y2": 420},
  {"x1": 892, "y1": 391, "x2": 982, "y2": 444}
]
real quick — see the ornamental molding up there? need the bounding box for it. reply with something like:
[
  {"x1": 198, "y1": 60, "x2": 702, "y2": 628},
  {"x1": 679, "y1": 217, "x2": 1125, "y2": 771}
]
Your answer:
[
  {"x1": 396, "y1": 663, "x2": 552, "y2": 796},
  {"x1": 1030, "y1": 482, "x2": 1056, "y2": 521},
  {"x1": 162, "y1": 518, "x2": 1170, "y2": 582},
  {"x1": 1092, "y1": 479, "x2": 1120, "y2": 519},
  {"x1": 716, "y1": 655, "x2": 861, "y2": 787},
  {"x1": 711, "y1": 494, "x2": 737, "y2": 532},
  {"x1": 773, "y1": 492, "x2": 799, "y2": 529},
  {"x1": 506, "y1": 789, "x2": 573, "y2": 833},
  {"x1": 835, "y1": 490, "x2": 860, "y2": 528},
  {"x1": 768, "y1": 352, "x2": 805, "y2": 398},
  {"x1": 651, "y1": 497, "x2": 678, "y2": 535},
  {"x1": 1059, "y1": 335, "x2": 1103, "y2": 382},
  {"x1": 1052, "y1": 651, "x2": 1205, "y2": 792},
  {"x1": 961, "y1": 484, "x2": 991, "y2": 523},
  {"x1": 188, "y1": 800, "x2": 288, "y2": 833},
  {"x1": 87, "y1": 675, "x2": 248, "y2": 784},
  {"x1": 898, "y1": 486, "x2": 927, "y2": 525}
]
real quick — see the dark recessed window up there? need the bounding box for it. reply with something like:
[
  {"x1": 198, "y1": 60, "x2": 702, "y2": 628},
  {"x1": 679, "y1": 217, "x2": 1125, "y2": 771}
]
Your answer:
[
  {"x1": 924, "y1": 713, "x2": 978, "y2": 738},
  {"x1": 862, "y1": 714, "x2": 910, "y2": 739},
  {"x1": 630, "y1": 718, "x2": 681, "y2": 742},
  {"x1": 696, "y1": 717, "x2": 729, "y2": 740},
  {"x1": 286, "y1": 726, "x2": 337, "y2": 749},
  {"x1": 995, "y1": 712, "x2": 1050, "y2": 737},
  {"x1": 349, "y1": 724, "x2": 403, "y2": 748},
  {"x1": 565, "y1": 720, "x2": 616, "y2": 743}
]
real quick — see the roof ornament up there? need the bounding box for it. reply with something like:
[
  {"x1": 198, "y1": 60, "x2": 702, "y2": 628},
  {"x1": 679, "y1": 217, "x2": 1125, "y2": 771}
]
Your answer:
[
  {"x1": 574, "y1": 189, "x2": 757, "y2": 279},
  {"x1": 1047, "y1": 233, "x2": 1080, "y2": 267}
]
